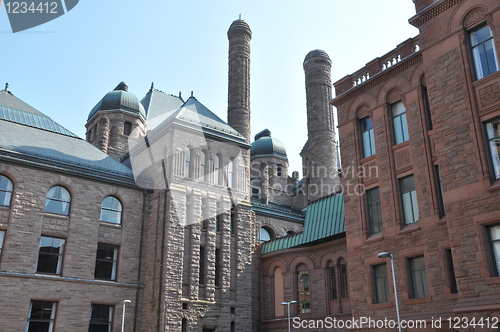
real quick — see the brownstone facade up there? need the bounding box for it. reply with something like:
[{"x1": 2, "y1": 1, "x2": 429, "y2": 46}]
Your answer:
[{"x1": 332, "y1": 0, "x2": 500, "y2": 330}]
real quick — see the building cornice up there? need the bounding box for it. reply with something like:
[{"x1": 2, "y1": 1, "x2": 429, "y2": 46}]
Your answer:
[{"x1": 409, "y1": 0, "x2": 465, "y2": 28}]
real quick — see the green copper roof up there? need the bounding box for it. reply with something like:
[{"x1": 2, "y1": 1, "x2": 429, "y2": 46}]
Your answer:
[
  {"x1": 261, "y1": 194, "x2": 345, "y2": 254},
  {"x1": 250, "y1": 129, "x2": 287, "y2": 159},
  {"x1": 88, "y1": 82, "x2": 146, "y2": 121}
]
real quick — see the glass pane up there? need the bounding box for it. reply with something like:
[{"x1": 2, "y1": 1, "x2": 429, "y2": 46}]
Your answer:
[
  {"x1": 472, "y1": 25, "x2": 492, "y2": 45},
  {"x1": 393, "y1": 116, "x2": 404, "y2": 144},
  {"x1": 391, "y1": 102, "x2": 405, "y2": 117},
  {"x1": 490, "y1": 225, "x2": 500, "y2": 241},
  {"x1": 485, "y1": 40, "x2": 498, "y2": 74},
  {"x1": 411, "y1": 191, "x2": 419, "y2": 222},
  {"x1": 259, "y1": 228, "x2": 271, "y2": 242},
  {"x1": 0, "y1": 191, "x2": 11, "y2": 207},
  {"x1": 493, "y1": 241, "x2": 500, "y2": 275},
  {"x1": 401, "y1": 176, "x2": 415, "y2": 193},
  {"x1": 0, "y1": 175, "x2": 13, "y2": 191},
  {"x1": 0, "y1": 230, "x2": 4, "y2": 249}
]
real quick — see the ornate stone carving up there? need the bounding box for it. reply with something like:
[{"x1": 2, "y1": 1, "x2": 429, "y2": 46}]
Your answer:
[
  {"x1": 396, "y1": 149, "x2": 411, "y2": 168},
  {"x1": 356, "y1": 104, "x2": 369, "y2": 119},
  {"x1": 479, "y1": 82, "x2": 500, "y2": 108},
  {"x1": 464, "y1": 9, "x2": 486, "y2": 28},
  {"x1": 387, "y1": 88, "x2": 401, "y2": 103}
]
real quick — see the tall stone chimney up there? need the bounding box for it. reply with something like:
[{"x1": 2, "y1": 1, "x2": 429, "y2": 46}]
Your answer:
[
  {"x1": 227, "y1": 19, "x2": 251, "y2": 144},
  {"x1": 301, "y1": 49, "x2": 340, "y2": 202}
]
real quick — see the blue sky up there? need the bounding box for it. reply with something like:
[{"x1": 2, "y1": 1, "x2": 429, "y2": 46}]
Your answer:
[{"x1": 1, "y1": 0, "x2": 418, "y2": 173}]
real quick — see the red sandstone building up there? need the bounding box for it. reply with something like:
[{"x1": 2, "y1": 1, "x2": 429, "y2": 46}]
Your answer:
[
  {"x1": 261, "y1": 0, "x2": 500, "y2": 331},
  {"x1": 332, "y1": 0, "x2": 500, "y2": 330}
]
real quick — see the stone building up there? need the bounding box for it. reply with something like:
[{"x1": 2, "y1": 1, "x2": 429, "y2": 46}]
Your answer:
[{"x1": 330, "y1": 0, "x2": 500, "y2": 329}]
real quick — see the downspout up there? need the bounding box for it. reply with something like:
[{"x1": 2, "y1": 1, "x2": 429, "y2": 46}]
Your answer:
[
  {"x1": 133, "y1": 189, "x2": 148, "y2": 332},
  {"x1": 157, "y1": 160, "x2": 169, "y2": 332}
]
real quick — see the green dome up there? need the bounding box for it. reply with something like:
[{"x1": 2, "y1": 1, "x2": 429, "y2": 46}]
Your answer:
[
  {"x1": 88, "y1": 82, "x2": 146, "y2": 121},
  {"x1": 250, "y1": 129, "x2": 287, "y2": 159}
]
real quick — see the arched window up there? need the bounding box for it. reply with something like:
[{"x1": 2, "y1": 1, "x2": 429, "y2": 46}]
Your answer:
[
  {"x1": 199, "y1": 151, "x2": 206, "y2": 181},
  {"x1": 338, "y1": 258, "x2": 349, "y2": 298},
  {"x1": 227, "y1": 159, "x2": 234, "y2": 188},
  {"x1": 259, "y1": 227, "x2": 272, "y2": 242},
  {"x1": 297, "y1": 266, "x2": 311, "y2": 314},
  {"x1": 285, "y1": 230, "x2": 296, "y2": 237},
  {"x1": 44, "y1": 186, "x2": 71, "y2": 216},
  {"x1": 277, "y1": 165, "x2": 283, "y2": 177},
  {"x1": 100, "y1": 196, "x2": 122, "y2": 224},
  {"x1": 213, "y1": 155, "x2": 220, "y2": 185},
  {"x1": 0, "y1": 175, "x2": 13, "y2": 207},
  {"x1": 230, "y1": 321, "x2": 235, "y2": 332},
  {"x1": 361, "y1": 117, "x2": 376, "y2": 157},
  {"x1": 181, "y1": 318, "x2": 188, "y2": 332},
  {"x1": 184, "y1": 147, "x2": 191, "y2": 178}
]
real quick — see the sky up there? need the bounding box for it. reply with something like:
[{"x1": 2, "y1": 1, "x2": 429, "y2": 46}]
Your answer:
[{"x1": 0, "y1": 0, "x2": 419, "y2": 174}]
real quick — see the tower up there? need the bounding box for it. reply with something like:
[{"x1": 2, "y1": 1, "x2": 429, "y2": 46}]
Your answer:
[
  {"x1": 301, "y1": 50, "x2": 340, "y2": 202},
  {"x1": 227, "y1": 19, "x2": 251, "y2": 144},
  {"x1": 85, "y1": 82, "x2": 146, "y2": 161}
]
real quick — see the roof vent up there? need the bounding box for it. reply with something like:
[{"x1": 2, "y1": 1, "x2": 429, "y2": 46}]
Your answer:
[{"x1": 114, "y1": 81, "x2": 128, "y2": 91}]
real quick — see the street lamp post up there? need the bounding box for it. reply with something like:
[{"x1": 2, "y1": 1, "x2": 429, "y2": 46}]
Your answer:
[
  {"x1": 281, "y1": 300, "x2": 297, "y2": 332},
  {"x1": 121, "y1": 300, "x2": 131, "y2": 332},
  {"x1": 378, "y1": 252, "x2": 402, "y2": 332}
]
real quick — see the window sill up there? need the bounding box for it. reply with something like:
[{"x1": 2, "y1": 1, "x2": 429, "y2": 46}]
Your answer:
[
  {"x1": 0, "y1": 205, "x2": 11, "y2": 210},
  {"x1": 488, "y1": 179, "x2": 500, "y2": 193},
  {"x1": 404, "y1": 296, "x2": 431, "y2": 305},
  {"x1": 399, "y1": 222, "x2": 420, "y2": 235},
  {"x1": 365, "y1": 232, "x2": 384, "y2": 243},
  {"x1": 392, "y1": 140, "x2": 411, "y2": 150},
  {"x1": 36, "y1": 272, "x2": 61, "y2": 277},
  {"x1": 99, "y1": 221, "x2": 122, "y2": 228},
  {"x1": 360, "y1": 154, "x2": 377, "y2": 163},
  {"x1": 485, "y1": 275, "x2": 500, "y2": 285},
  {"x1": 437, "y1": 216, "x2": 447, "y2": 225},
  {"x1": 368, "y1": 301, "x2": 393, "y2": 310},
  {"x1": 43, "y1": 212, "x2": 69, "y2": 219}
]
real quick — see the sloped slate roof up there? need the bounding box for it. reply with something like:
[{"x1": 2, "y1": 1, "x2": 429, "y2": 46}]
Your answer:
[
  {"x1": 141, "y1": 88, "x2": 184, "y2": 121},
  {"x1": 261, "y1": 194, "x2": 345, "y2": 254},
  {"x1": 161, "y1": 96, "x2": 247, "y2": 144},
  {"x1": 0, "y1": 91, "x2": 135, "y2": 184},
  {"x1": 0, "y1": 90, "x2": 44, "y2": 115}
]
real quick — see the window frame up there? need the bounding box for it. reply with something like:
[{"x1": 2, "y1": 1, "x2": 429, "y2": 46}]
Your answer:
[
  {"x1": 399, "y1": 175, "x2": 419, "y2": 225},
  {"x1": 26, "y1": 300, "x2": 57, "y2": 332},
  {"x1": 470, "y1": 24, "x2": 499, "y2": 80},
  {"x1": 44, "y1": 185, "x2": 71, "y2": 216},
  {"x1": 487, "y1": 224, "x2": 500, "y2": 276},
  {"x1": 391, "y1": 101, "x2": 409, "y2": 145},
  {"x1": 184, "y1": 147, "x2": 192, "y2": 178},
  {"x1": 199, "y1": 150, "x2": 206, "y2": 182},
  {"x1": 486, "y1": 117, "x2": 500, "y2": 180},
  {"x1": 339, "y1": 262, "x2": 349, "y2": 298},
  {"x1": 408, "y1": 255, "x2": 428, "y2": 299},
  {"x1": 0, "y1": 230, "x2": 5, "y2": 262},
  {"x1": 366, "y1": 187, "x2": 382, "y2": 234},
  {"x1": 94, "y1": 243, "x2": 118, "y2": 281},
  {"x1": 360, "y1": 117, "x2": 376, "y2": 158},
  {"x1": 297, "y1": 271, "x2": 311, "y2": 314},
  {"x1": 36, "y1": 236, "x2": 65, "y2": 275},
  {"x1": 100, "y1": 196, "x2": 123, "y2": 225},
  {"x1": 328, "y1": 265, "x2": 337, "y2": 300},
  {"x1": 373, "y1": 263, "x2": 389, "y2": 303},
  {"x1": 88, "y1": 304, "x2": 113, "y2": 332},
  {"x1": 0, "y1": 175, "x2": 13, "y2": 208}
]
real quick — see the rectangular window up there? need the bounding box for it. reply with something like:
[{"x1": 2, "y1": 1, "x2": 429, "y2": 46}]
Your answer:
[
  {"x1": 230, "y1": 207, "x2": 236, "y2": 235},
  {"x1": 199, "y1": 246, "x2": 206, "y2": 285},
  {"x1": 123, "y1": 121, "x2": 132, "y2": 136},
  {"x1": 339, "y1": 263, "x2": 348, "y2": 298},
  {"x1": 486, "y1": 118, "x2": 500, "y2": 179},
  {"x1": 444, "y1": 249, "x2": 458, "y2": 293},
  {"x1": 409, "y1": 256, "x2": 428, "y2": 298},
  {"x1": 373, "y1": 264, "x2": 389, "y2": 303},
  {"x1": 297, "y1": 272, "x2": 311, "y2": 314},
  {"x1": 215, "y1": 248, "x2": 221, "y2": 287},
  {"x1": 367, "y1": 187, "x2": 382, "y2": 234},
  {"x1": 488, "y1": 224, "x2": 500, "y2": 276},
  {"x1": 94, "y1": 244, "x2": 118, "y2": 280},
  {"x1": 400, "y1": 175, "x2": 419, "y2": 225},
  {"x1": 361, "y1": 117, "x2": 376, "y2": 157},
  {"x1": 37, "y1": 236, "x2": 65, "y2": 275},
  {"x1": 391, "y1": 101, "x2": 409, "y2": 145},
  {"x1": 26, "y1": 300, "x2": 56, "y2": 332},
  {"x1": 435, "y1": 165, "x2": 446, "y2": 216},
  {"x1": 89, "y1": 304, "x2": 113, "y2": 332},
  {"x1": 422, "y1": 85, "x2": 433, "y2": 130},
  {"x1": 0, "y1": 230, "x2": 5, "y2": 260},
  {"x1": 470, "y1": 25, "x2": 499, "y2": 80},
  {"x1": 328, "y1": 266, "x2": 337, "y2": 300},
  {"x1": 252, "y1": 187, "x2": 260, "y2": 199}
]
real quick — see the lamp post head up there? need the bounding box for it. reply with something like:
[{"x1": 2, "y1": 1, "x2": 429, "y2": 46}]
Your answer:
[
  {"x1": 378, "y1": 252, "x2": 392, "y2": 258},
  {"x1": 290, "y1": 301, "x2": 297, "y2": 304},
  {"x1": 281, "y1": 301, "x2": 298, "y2": 305},
  {"x1": 123, "y1": 300, "x2": 131, "y2": 304}
]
